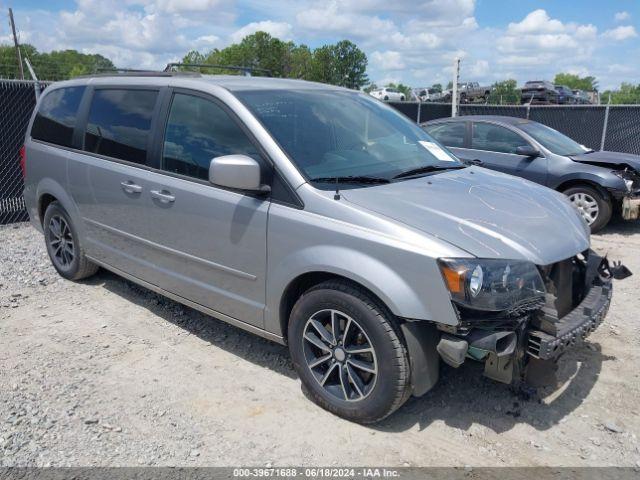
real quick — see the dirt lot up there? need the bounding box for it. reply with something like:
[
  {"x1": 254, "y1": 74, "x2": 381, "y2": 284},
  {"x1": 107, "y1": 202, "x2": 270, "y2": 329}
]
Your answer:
[{"x1": 1, "y1": 219, "x2": 639, "y2": 467}]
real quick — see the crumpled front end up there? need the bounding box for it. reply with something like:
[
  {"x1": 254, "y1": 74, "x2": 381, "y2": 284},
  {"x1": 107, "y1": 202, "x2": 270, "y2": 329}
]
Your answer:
[
  {"x1": 612, "y1": 168, "x2": 640, "y2": 220},
  {"x1": 434, "y1": 250, "x2": 631, "y2": 387}
]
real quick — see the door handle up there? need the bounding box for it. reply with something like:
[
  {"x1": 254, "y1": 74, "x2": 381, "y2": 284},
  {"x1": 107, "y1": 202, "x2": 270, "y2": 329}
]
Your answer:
[
  {"x1": 150, "y1": 189, "x2": 175, "y2": 203},
  {"x1": 120, "y1": 181, "x2": 142, "y2": 194}
]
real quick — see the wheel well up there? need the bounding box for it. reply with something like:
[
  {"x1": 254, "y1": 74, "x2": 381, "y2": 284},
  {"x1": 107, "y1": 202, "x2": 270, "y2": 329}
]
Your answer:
[
  {"x1": 556, "y1": 179, "x2": 610, "y2": 200},
  {"x1": 279, "y1": 272, "x2": 392, "y2": 344},
  {"x1": 38, "y1": 194, "x2": 57, "y2": 226}
]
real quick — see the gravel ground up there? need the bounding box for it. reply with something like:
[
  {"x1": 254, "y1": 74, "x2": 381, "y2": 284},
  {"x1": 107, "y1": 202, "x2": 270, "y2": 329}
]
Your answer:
[{"x1": 1, "y1": 219, "x2": 639, "y2": 467}]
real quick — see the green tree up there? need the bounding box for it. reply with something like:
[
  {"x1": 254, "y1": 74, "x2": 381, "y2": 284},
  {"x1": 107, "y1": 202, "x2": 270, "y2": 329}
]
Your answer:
[
  {"x1": 330, "y1": 40, "x2": 368, "y2": 89},
  {"x1": 602, "y1": 83, "x2": 640, "y2": 104},
  {"x1": 285, "y1": 44, "x2": 312, "y2": 79},
  {"x1": 553, "y1": 73, "x2": 598, "y2": 91},
  {"x1": 307, "y1": 45, "x2": 335, "y2": 84},
  {"x1": 182, "y1": 32, "x2": 369, "y2": 89},
  {"x1": 0, "y1": 44, "x2": 38, "y2": 78},
  {"x1": 431, "y1": 83, "x2": 442, "y2": 93},
  {"x1": 488, "y1": 79, "x2": 520, "y2": 104},
  {"x1": 0, "y1": 44, "x2": 115, "y2": 80}
]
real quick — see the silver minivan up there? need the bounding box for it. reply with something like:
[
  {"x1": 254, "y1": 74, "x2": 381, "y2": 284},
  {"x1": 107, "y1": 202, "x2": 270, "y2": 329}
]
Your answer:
[{"x1": 22, "y1": 73, "x2": 627, "y2": 423}]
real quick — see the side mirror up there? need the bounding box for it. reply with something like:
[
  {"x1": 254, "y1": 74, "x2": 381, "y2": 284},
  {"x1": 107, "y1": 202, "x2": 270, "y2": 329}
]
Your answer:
[
  {"x1": 515, "y1": 145, "x2": 540, "y2": 158},
  {"x1": 209, "y1": 155, "x2": 270, "y2": 193}
]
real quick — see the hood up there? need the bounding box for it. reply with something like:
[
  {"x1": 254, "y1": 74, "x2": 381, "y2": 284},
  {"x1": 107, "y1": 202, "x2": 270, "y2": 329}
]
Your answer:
[
  {"x1": 570, "y1": 150, "x2": 640, "y2": 171},
  {"x1": 341, "y1": 167, "x2": 589, "y2": 265}
]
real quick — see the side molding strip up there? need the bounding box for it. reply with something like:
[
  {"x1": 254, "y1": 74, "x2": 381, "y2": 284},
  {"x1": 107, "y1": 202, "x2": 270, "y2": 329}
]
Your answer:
[{"x1": 83, "y1": 217, "x2": 257, "y2": 280}]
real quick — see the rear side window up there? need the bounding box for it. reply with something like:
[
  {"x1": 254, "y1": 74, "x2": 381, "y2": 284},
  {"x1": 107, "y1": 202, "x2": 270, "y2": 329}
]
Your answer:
[
  {"x1": 471, "y1": 122, "x2": 529, "y2": 154},
  {"x1": 425, "y1": 122, "x2": 466, "y2": 148},
  {"x1": 84, "y1": 89, "x2": 158, "y2": 165},
  {"x1": 31, "y1": 86, "x2": 85, "y2": 147},
  {"x1": 162, "y1": 93, "x2": 259, "y2": 180}
]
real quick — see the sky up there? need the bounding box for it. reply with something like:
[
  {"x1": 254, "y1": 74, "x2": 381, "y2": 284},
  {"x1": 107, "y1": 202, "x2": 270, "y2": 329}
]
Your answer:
[{"x1": 2, "y1": 0, "x2": 639, "y2": 90}]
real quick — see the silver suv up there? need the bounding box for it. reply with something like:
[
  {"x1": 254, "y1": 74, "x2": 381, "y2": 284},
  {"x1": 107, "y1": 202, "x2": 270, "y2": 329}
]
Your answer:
[{"x1": 22, "y1": 73, "x2": 626, "y2": 423}]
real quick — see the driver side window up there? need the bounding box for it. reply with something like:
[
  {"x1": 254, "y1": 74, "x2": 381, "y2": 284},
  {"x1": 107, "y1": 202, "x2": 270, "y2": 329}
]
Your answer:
[
  {"x1": 162, "y1": 93, "x2": 259, "y2": 180},
  {"x1": 472, "y1": 122, "x2": 529, "y2": 154}
]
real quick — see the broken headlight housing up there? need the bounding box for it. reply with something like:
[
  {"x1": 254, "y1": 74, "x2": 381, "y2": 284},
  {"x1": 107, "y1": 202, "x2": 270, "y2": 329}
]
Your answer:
[
  {"x1": 613, "y1": 169, "x2": 640, "y2": 193},
  {"x1": 438, "y1": 258, "x2": 546, "y2": 312}
]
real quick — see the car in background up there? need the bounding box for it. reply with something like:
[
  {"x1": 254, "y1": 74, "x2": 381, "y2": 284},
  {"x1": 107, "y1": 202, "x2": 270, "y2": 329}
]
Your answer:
[
  {"x1": 521, "y1": 81, "x2": 559, "y2": 104},
  {"x1": 412, "y1": 87, "x2": 444, "y2": 103},
  {"x1": 423, "y1": 115, "x2": 640, "y2": 232},
  {"x1": 554, "y1": 85, "x2": 577, "y2": 104},
  {"x1": 458, "y1": 82, "x2": 493, "y2": 103},
  {"x1": 572, "y1": 90, "x2": 592, "y2": 104},
  {"x1": 369, "y1": 87, "x2": 405, "y2": 102}
]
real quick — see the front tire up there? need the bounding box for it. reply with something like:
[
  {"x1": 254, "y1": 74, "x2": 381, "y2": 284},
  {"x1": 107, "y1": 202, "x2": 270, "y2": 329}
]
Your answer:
[
  {"x1": 43, "y1": 201, "x2": 99, "y2": 280},
  {"x1": 563, "y1": 185, "x2": 612, "y2": 233},
  {"x1": 288, "y1": 280, "x2": 411, "y2": 423}
]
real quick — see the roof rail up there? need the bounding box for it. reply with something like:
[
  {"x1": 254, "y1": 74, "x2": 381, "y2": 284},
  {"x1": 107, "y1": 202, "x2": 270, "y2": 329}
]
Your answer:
[
  {"x1": 78, "y1": 68, "x2": 201, "y2": 78},
  {"x1": 164, "y1": 63, "x2": 272, "y2": 77}
]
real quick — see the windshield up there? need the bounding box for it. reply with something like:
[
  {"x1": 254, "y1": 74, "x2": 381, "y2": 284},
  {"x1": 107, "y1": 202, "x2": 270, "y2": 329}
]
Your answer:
[
  {"x1": 235, "y1": 89, "x2": 462, "y2": 186},
  {"x1": 518, "y1": 121, "x2": 591, "y2": 156}
]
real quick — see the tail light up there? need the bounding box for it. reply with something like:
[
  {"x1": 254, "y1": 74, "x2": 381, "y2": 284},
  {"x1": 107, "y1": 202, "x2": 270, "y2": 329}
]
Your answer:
[{"x1": 19, "y1": 145, "x2": 26, "y2": 179}]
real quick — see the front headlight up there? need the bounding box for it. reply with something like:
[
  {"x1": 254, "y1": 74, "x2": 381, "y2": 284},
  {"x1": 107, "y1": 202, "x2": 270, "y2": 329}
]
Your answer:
[{"x1": 438, "y1": 258, "x2": 546, "y2": 312}]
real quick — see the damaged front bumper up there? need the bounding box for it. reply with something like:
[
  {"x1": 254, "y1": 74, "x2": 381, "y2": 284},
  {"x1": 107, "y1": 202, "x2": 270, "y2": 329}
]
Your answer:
[
  {"x1": 435, "y1": 252, "x2": 630, "y2": 387},
  {"x1": 527, "y1": 281, "x2": 611, "y2": 360}
]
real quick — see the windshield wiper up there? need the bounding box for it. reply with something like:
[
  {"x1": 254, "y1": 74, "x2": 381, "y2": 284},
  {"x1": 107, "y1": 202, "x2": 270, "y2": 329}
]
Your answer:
[
  {"x1": 309, "y1": 175, "x2": 390, "y2": 185},
  {"x1": 392, "y1": 164, "x2": 465, "y2": 180}
]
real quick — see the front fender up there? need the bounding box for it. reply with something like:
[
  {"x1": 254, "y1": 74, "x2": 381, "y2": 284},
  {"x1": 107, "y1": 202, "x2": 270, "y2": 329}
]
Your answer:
[
  {"x1": 265, "y1": 244, "x2": 459, "y2": 337},
  {"x1": 551, "y1": 171, "x2": 627, "y2": 193}
]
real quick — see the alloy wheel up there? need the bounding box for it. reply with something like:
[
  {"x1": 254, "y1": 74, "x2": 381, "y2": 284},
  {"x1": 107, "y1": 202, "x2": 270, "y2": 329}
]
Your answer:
[
  {"x1": 569, "y1": 192, "x2": 599, "y2": 225},
  {"x1": 302, "y1": 309, "x2": 378, "y2": 402},
  {"x1": 48, "y1": 215, "x2": 75, "y2": 269}
]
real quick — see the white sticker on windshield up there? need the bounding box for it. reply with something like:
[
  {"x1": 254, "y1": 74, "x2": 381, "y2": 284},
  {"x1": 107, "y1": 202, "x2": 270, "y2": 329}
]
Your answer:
[{"x1": 419, "y1": 141, "x2": 456, "y2": 162}]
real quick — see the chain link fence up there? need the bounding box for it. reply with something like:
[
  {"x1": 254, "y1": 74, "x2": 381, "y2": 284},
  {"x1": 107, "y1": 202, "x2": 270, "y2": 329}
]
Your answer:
[
  {"x1": 0, "y1": 80, "x2": 44, "y2": 225},
  {"x1": 389, "y1": 101, "x2": 640, "y2": 155},
  {"x1": 3, "y1": 84, "x2": 640, "y2": 225}
]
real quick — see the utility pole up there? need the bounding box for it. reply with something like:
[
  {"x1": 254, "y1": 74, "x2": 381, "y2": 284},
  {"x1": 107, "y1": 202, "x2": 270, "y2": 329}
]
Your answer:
[
  {"x1": 9, "y1": 8, "x2": 24, "y2": 80},
  {"x1": 24, "y1": 57, "x2": 40, "y2": 101},
  {"x1": 451, "y1": 57, "x2": 460, "y2": 118}
]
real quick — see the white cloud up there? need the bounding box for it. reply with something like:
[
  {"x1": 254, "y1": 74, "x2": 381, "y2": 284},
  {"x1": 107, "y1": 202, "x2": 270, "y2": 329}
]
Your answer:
[
  {"x1": 468, "y1": 59, "x2": 489, "y2": 77},
  {"x1": 7, "y1": 0, "x2": 640, "y2": 92},
  {"x1": 506, "y1": 9, "x2": 565, "y2": 34},
  {"x1": 150, "y1": 0, "x2": 227, "y2": 14},
  {"x1": 614, "y1": 11, "x2": 630, "y2": 22},
  {"x1": 194, "y1": 34, "x2": 221, "y2": 48},
  {"x1": 496, "y1": 10, "x2": 597, "y2": 68},
  {"x1": 370, "y1": 51, "x2": 406, "y2": 70},
  {"x1": 296, "y1": 3, "x2": 396, "y2": 38},
  {"x1": 602, "y1": 25, "x2": 638, "y2": 41},
  {"x1": 230, "y1": 20, "x2": 293, "y2": 43}
]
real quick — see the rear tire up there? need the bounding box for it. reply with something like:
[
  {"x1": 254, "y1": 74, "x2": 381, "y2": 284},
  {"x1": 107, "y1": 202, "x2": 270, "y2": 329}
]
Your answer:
[
  {"x1": 288, "y1": 280, "x2": 411, "y2": 424},
  {"x1": 563, "y1": 185, "x2": 612, "y2": 233},
  {"x1": 43, "y1": 201, "x2": 99, "y2": 280}
]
